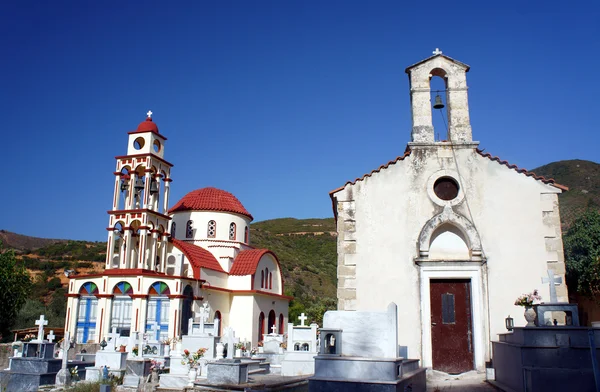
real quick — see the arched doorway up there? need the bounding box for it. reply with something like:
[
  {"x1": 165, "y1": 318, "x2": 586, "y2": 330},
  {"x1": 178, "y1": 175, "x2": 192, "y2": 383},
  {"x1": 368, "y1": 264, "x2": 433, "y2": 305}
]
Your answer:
[
  {"x1": 180, "y1": 285, "x2": 194, "y2": 336},
  {"x1": 268, "y1": 310, "x2": 276, "y2": 335},
  {"x1": 279, "y1": 313, "x2": 284, "y2": 335},
  {"x1": 258, "y1": 312, "x2": 265, "y2": 342},
  {"x1": 76, "y1": 282, "x2": 99, "y2": 343},
  {"x1": 146, "y1": 281, "x2": 170, "y2": 340}
]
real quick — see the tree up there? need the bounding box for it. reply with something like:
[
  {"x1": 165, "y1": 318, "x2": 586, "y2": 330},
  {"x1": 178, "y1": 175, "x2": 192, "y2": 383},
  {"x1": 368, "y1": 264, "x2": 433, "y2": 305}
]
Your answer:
[
  {"x1": 0, "y1": 243, "x2": 32, "y2": 340},
  {"x1": 564, "y1": 209, "x2": 600, "y2": 298}
]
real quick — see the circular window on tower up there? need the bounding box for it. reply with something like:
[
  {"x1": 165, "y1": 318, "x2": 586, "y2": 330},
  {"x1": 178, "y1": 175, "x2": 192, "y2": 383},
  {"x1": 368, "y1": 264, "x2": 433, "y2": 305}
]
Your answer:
[
  {"x1": 433, "y1": 177, "x2": 459, "y2": 201},
  {"x1": 153, "y1": 140, "x2": 161, "y2": 153},
  {"x1": 134, "y1": 137, "x2": 145, "y2": 150}
]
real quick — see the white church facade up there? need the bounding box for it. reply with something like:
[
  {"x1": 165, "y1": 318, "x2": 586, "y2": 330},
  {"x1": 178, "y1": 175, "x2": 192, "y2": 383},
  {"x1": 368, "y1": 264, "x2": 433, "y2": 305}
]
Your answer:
[
  {"x1": 330, "y1": 52, "x2": 569, "y2": 373},
  {"x1": 64, "y1": 114, "x2": 290, "y2": 346}
]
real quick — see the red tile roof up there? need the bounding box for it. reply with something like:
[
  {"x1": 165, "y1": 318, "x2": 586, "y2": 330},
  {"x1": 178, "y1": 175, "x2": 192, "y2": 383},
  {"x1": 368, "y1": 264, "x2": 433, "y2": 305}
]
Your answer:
[
  {"x1": 168, "y1": 187, "x2": 253, "y2": 220},
  {"x1": 171, "y1": 239, "x2": 225, "y2": 277},
  {"x1": 230, "y1": 249, "x2": 277, "y2": 276},
  {"x1": 476, "y1": 149, "x2": 569, "y2": 191}
]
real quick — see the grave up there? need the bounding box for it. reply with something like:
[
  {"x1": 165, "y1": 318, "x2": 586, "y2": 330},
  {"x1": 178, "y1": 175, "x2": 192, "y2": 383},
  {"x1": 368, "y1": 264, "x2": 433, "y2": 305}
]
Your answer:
[
  {"x1": 308, "y1": 303, "x2": 426, "y2": 392},
  {"x1": 491, "y1": 274, "x2": 595, "y2": 392},
  {"x1": 159, "y1": 340, "x2": 189, "y2": 389},
  {"x1": 181, "y1": 301, "x2": 220, "y2": 360},
  {"x1": 0, "y1": 316, "x2": 86, "y2": 391},
  {"x1": 87, "y1": 327, "x2": 127, "y2": 380},
  {"x1": 282, "y1": 313, "x2": 319, "y2": 376}
]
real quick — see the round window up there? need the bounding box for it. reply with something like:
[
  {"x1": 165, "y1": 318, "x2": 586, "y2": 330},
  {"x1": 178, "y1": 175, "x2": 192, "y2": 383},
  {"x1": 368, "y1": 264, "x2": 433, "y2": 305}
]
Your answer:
[
  {"x1": 133, "y1": 137, "x2": 145, "y2": 150},
  {"x1": 433, "y1": 177, "x2": 459, "y2": 201}
]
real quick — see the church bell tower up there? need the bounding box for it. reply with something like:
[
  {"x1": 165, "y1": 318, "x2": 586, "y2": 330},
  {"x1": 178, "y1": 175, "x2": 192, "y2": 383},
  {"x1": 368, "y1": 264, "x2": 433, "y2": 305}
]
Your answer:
[{"x1": 105, "y1": 111, "x2": 173, "y2": 272}]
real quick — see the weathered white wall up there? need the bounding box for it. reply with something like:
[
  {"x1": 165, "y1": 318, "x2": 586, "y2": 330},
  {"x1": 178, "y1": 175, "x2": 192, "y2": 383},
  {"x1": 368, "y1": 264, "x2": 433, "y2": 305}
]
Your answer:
[{"x1": 333, "y1": 145, "x2": 566, "y2": 370}]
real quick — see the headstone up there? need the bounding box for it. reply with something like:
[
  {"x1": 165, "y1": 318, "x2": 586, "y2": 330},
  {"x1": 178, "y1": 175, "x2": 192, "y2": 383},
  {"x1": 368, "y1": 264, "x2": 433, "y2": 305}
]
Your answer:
[
  {"x1": 55, "y1": 331, "x2": 71, "y2": 386},
  {"x1": 542, "y1": 270, "x2": 563, "y2": 303},
  {"x1": 34, "y1": 315, "x2": 48, "y2": 342},
  {"x1": 46, "y1": 330, "x2": 55, "y2": 344},
  {"x1": 224, "y1": 327, "x2": 235, "y2": 359},
  {"x1": 298, "y1": 313, "x2": 308, "y2": 326},
  {"x1": 107, "y1": 327, "x2": 120, "y2": 352},
  {"x1": 198, "y1": 301, "x2": 211, "y2": 336}
]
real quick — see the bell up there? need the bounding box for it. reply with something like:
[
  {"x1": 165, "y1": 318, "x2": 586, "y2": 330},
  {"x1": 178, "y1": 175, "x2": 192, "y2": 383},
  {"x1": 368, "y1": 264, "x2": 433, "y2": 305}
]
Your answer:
[
  {"x1": 134, "y1": 178, "x2": 145, "y2": 191},
  {"x1": 120, "y1": 180, "x2": 129, "y2": 192},
  {"x1": 433, "y1": 94, "x2": 445, "y2": 109},
  {"x1": 149, "y1": 179, "x2": 159, "y2": 195}
]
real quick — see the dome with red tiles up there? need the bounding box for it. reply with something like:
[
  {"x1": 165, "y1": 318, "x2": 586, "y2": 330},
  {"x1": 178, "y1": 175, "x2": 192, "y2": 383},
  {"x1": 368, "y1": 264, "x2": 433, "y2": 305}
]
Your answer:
[
  {"x1": 136, "y1": 117, "x2": 159, "y2": 133},
  {"x1": 169, "y1": 187, "x2": 253, "y2": 220}
]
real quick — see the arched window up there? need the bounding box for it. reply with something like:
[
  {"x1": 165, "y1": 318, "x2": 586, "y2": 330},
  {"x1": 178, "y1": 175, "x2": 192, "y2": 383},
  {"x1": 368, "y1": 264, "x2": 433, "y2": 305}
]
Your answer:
[
  {"x1": 265, "y1": 268, "x2": 269, "y2": 289},
  {"x1": 214, "y1": 311, "x2": 222, "y2": 337},
  {"x1": 146, "y1": 281, "x2": 171, "y2": 341},
  {"x1": 186, "y1": 220, "x2": 193, "y2": 239},
  {"x1": 171, "y1": 222, "x2": 176, "y2": 239},
  {"x1": 279, "y1": 313, "x2": 284, "y2": 335},
  {"x1": 261, "y1": 270, "x2": 264, "y2": 289},
  {"x1": 207, "y1": 220, "x2": 216, "y2": 238},
  {"x1": 258, "y1": 312, "x2": 265, "y2": 342},
  {"x1": 244, "y1": 226, "x2": 249, "y2": 243},
  {"x1": 76, "y1": 282, "x2": 99, "y2": 343},
  {"x1": 269, "y1": 272, "x2": 273, "y2": 290},
  {"x1": 111, "y1": 282, "x2": 133, "y2": 337},
  {"x1": 268, "y1": 310, "x2": 276, "y2": 334},
  {"x1": 229, "y1": 222, "x2": 236, "y2": 240}
]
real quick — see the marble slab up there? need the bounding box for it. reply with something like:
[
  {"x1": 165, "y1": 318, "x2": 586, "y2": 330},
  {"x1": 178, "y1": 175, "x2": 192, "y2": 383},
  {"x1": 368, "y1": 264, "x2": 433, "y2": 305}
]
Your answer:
[
  {"x1": 322, "y1": 302, "x2": 398, "y2": 358},
  {"x1": 207, "y1": 359, "x2": 248, "y2": 384},
  {"x1": 96, "y1": 351, "x2": 127, "y2": 370}
]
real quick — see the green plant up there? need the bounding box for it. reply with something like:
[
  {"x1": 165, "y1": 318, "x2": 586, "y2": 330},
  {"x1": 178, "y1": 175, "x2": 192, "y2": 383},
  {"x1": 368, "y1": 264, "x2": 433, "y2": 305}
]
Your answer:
[
  {"x1": 564, "y1": 209, "x2": 600, "y2": 299},
  {"x1": 0, "y1": 243, "x2": 32, "y2": 340}
]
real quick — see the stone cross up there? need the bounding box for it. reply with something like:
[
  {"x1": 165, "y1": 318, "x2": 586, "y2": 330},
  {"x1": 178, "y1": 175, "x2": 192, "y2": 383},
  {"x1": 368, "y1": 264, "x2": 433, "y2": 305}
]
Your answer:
[
  {"x1": 46, "y1": 330, "x2": 55, "y2": 343},
  {"x1": 224, "y1": 327, "x2": 235, "y2": 359},
  {"x1": 198, "y1": 301, "x2": 211, "y2": 334},
  {"x1": 271, "y1": 325, "x2": 277, "y2": 335},
  {"x1": 542, "y1": 269, "x2": 563, "y2": 303},
  {"x1": 107, "y1": 327, "x2": 120, "y2": 351},
  {"x1": 298, "y1": 313, "x2": 307, "y2": 326},
  {"x1": 35, "y1": 315, "x2": 48, "y2": 342},
  {"x1": 55, "y1": 331, "x2": 71, "y2": 386},
  {"x1": 432, "y1": 48, "x2": 443, "y2": 55},
  {"x1": 149, "y1": 322, "x2": 161, "y2": 341},
  {"x1": 147, "y1": 110, "x2": 153, "y2": 118}
]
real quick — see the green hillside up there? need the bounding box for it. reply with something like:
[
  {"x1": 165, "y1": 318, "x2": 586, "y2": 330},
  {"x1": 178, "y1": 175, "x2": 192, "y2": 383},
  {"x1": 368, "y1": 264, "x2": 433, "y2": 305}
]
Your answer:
[{"x1": 532, "y1": 159, "x2": 600, "y2": 227}]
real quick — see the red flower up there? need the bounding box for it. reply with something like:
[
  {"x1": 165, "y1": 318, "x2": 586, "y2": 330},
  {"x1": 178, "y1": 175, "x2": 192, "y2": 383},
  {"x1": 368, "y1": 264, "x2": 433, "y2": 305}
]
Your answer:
[{"x1": 184, "y1": 349, "x2": 190, "y2": 355}]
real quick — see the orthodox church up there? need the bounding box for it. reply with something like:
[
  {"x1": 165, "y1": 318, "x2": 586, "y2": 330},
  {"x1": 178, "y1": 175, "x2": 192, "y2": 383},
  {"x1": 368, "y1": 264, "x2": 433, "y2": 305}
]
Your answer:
[
  {"x1": 65, "y1": 113, "x2": 290, "y2": 345},
  {"x1": 330, "y1": 52, "x2": 569, "y2": 374}
]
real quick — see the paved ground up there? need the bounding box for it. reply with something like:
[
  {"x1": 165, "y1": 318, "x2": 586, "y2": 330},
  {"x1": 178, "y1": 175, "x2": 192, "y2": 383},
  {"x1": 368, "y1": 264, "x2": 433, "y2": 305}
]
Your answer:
[{"x1": 426, "y1": 370, "x2": 500, "y2": 391}]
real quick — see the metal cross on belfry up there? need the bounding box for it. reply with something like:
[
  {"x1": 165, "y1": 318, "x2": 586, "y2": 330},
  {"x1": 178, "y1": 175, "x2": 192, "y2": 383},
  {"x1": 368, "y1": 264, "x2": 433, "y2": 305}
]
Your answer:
[
  {"x1": 432, "y1": 48, "x2": 443, "y2": 55},
  {"x1": 147, "y1": 110, "x2": 153, "y2": 119},
  {"x1": 542, "y1": 269, "x2": 563, "y2": 303}
]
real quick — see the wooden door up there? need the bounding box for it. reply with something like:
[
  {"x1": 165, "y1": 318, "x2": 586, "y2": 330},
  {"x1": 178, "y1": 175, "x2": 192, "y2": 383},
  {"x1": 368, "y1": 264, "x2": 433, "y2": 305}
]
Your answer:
[{"x1": 430, "y1": 279, "x2": 474, "y2": 374}]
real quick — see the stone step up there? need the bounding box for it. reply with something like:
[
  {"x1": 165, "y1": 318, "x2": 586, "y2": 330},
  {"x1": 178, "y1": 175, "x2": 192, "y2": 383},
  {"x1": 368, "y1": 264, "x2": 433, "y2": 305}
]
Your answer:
[{"x1": 401, "y1": 358, "x2": 421, "y2": 374}]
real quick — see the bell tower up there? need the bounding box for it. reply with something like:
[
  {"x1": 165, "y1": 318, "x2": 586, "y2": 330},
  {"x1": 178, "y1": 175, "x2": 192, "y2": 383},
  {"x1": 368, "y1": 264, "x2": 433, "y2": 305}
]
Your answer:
[
  {"x1": 105, "y1": 111, "x2": 173, "y2": 272},
  {"x1": 405, "y1": 49, "x2": 475, "y2": 144}
]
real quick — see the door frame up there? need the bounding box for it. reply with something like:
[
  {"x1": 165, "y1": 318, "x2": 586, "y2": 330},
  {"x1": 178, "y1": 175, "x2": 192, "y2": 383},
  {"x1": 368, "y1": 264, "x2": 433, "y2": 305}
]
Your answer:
[{"x1": 419, "y1": 262, "x2": 488, "y2": 372}]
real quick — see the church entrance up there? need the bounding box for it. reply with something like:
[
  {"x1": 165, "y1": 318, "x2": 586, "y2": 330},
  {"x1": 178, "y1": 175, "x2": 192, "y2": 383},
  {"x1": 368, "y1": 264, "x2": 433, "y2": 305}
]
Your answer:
[{"x1": 430, "y1": 279, "x2": 474, "y2": 374}]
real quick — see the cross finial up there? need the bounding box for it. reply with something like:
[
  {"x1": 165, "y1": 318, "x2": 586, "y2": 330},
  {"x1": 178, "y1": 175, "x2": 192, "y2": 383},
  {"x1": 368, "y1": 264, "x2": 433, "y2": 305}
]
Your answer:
[
  {"x1": 146, "y1": 110, "x2": 153, "y2": 119},
  {"x1": 432, "y1": 48, "x2": 443, "y2": 55},
  {"x1": 271, "y1": 324, "x2": 277, "y2": 334},
  {"x1": 298, "y1": 313, "x2": 308, "y2": 326}
]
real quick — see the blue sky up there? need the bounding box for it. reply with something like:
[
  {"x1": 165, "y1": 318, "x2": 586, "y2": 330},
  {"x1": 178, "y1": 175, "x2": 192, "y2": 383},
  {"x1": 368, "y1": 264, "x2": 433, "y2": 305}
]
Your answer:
[{"x1": 1, "y1": 1, "x2": 598, "y2": 241}]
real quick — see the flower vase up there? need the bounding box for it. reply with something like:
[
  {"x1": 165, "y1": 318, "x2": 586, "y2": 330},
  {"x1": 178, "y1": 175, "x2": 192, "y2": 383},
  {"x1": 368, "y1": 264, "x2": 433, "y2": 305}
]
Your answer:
[
  {"x1": 188, "y1": 368, "x2": 197, "y2": 385},
  {"x1": 164, "y1": 345, "x2": 170, "y2": 357},
  {"x1": 216, "y1": 343, "x2": 224, "y2": 359},
  {"x1": 235, "y1": 349, "x2": 241, "y2": 358},
  {"x1": 524, "y1": 306, "x2": 536, "y2": 327}
]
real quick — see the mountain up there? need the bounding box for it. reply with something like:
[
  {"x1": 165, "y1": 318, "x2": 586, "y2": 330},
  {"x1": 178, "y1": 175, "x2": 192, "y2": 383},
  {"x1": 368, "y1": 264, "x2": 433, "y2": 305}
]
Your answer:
[{"x1": 532, "y1": 159, "x2": 600, "y2": 227}]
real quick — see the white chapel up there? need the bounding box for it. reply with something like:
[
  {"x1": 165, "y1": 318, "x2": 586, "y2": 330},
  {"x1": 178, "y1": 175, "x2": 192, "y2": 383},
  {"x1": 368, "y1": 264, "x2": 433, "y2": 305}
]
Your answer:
[
  {"x1": 64, "y1": 113, "x2": 290, "y2": 345},
  {"x1": 329, "y1": 52, "x2": 569, "y2": 373}
]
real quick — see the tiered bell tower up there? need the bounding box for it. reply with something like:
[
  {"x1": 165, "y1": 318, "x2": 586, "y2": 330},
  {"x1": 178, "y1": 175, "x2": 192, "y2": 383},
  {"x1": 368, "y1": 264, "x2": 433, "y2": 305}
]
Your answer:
[{"x1": 105, "y1": 111, "x2": 173, "y2": 272}]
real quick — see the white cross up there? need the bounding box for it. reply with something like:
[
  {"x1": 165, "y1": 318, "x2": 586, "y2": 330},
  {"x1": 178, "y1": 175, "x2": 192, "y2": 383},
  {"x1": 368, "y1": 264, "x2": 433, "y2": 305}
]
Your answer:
[
  {"x1": 149, "y1": 322, "x2": 161, "y2": 341},
  {"x1": 542, "y1": 269, "x2": 563, "y2": 303},
  {"x1": 198, "y1": 301, "x2": 211, "y2": 333},
  {"x1": 298, "y1": 313, "x2": 307, "y2": 326},
  {"x1": 107, "y1": 327, "x2": 120, "y2": 351},
  {"x1": 271, "y1": 324, "x2": 277, "y2": 335},
  {"x1": 35, "y1": 315, "x2": 48, "y2": 342},
  {"x1": 46, "y1": 330, "x2": 55, "y2": 343},
  {"x1": 61, "y1": 331, "x2": 70, "y2": 370},
  {"x1": 146, "y1": 110, "x2": 153, "y2": 119},
  {"x1": 432, "y1": 48, "x2": 443, "y2": 55}
]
